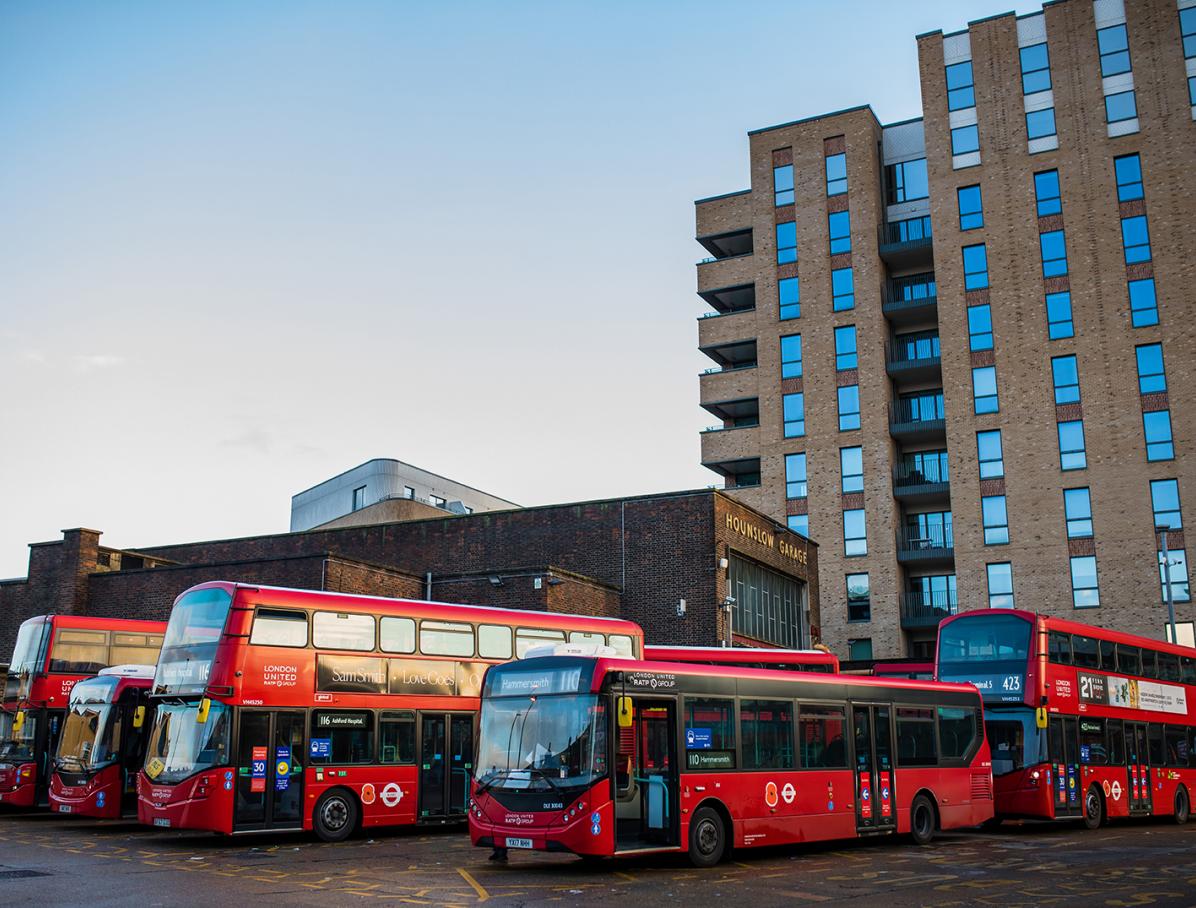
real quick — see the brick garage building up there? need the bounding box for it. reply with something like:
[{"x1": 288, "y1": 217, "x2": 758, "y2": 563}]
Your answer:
[
  {"x1": 696, "y1": 0, "x2": 1194, "y2": 659},
  {"x1": 0, "y1": 490, "x2": 818, "y2": 658}
]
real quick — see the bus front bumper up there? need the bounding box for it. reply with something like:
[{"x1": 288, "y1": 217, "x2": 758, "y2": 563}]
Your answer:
[
  {"x1": 50, "y1": 765, "x2": 124, "y2": 818},
  {"x1": 137, "y1": 770, "x2": 235, "y2": 834},
  {"x1": 0, "y1": 764, "x2": 37, "y2": 808}
]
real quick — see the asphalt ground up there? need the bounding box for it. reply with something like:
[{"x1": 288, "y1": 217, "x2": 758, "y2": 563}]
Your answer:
[{"x1": 1, "y1": 810, "x2": 1195, "y2": 907}]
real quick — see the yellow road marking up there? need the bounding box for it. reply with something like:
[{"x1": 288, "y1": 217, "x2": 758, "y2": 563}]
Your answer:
[{"x1": 457, "y1": 868, "x2": 489, "y2": 904}]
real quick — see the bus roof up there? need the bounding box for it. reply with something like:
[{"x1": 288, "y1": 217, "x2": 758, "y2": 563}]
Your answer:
[
  {"x1": 17, "y1": 614, "x2": 167, "y2": 633},
  {"x1": 184, "y1": 581, "x2": 644, "y2": 633},
  {"x1": 940, "y1": 608, "x2": 1196, "y2": 659}
]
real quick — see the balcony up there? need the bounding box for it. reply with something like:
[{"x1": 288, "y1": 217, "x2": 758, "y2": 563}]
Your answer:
[
  {"x1": 700, "y1": 396, "x2": 760, "y2": 432},
  {"x1": 896, "y1": 526, "x2": 955, "y2": 565},
  {"x1": 882, "y1": 273, "x2": 938, "y2": 323},
  {"x1": 700, "y1": 338, "x2": 757, "y2": 371},
  {"x1": 889, "y1": 396, "x2": 946, "y2": 443},
  {"x1": 697, "y1": 228, "x2": 753, "y2": 260},
  {"x1": 701, "y1": 456, "x2": 762, "y2": 490},
  {"x1": 892, "y1": 462, "x2": 950, "y2": 501},
  {"x1": 886, "y1": 332, "x2": 941, "y2": 383},
  {"x1": 878, "y1": 216, "x2": 933, "y2": 268},
  {"x1": 698, "y1": 282, "x2": 755, "y2": 316},
  {"x1": 900, "y1": 591, "x2": 959, "y2": 629}
]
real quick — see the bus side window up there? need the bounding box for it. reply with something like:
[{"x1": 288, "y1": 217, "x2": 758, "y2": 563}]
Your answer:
[
  {"x1": 1148, "y1": 724, "x2": 1166, "y2": 766},
  {"x1": 895, "y1": 707, "x2": 937, "y2": 767},
  {"x1": 801, "y1": 705, "x2": 848, "y2": 769},
  {"x1": 1106, "y1": 720, "x2": 1125, "y2": 766},
  {"x1": 1141, "y1": 650, "x2": 1160, "y2": 680},
  {"x1": 1116, "y1": 645, "x2": 1142, "y2": 676},
  {"x1": 937, "y1": 707, "x2": 977, "y2": 761},
  {"x1": 248, "y1": 609, "x2": 308, "y2": 647},
  {"x1": 1048, "y1": 632, "x2": 1072, "y2": 666},
  {"x1": 1158, "y1": 653, "x2": 1181, "y2": 682},
  {"x1": 1165, "y1": 726, "x2": 1186, "y2": 767},
  {"x1": 608, "y1": 635, "x2": 635, "y2": 658},
  {"x1": 1099, "y1": 639, "x2": 1117, "y2": 671},
  {"x1": 1079, "y1": 718, "x2": 1106, "y2": 765},
  {"x1": 380, "y1": 617, "x2": 416, "y2": 654},
  {"x1": 51, "y1": 629, "x2": 110, "y2": 673},
  {"x1": 379, "y1": 711, "x2": 416, "y2": 764},
  {"x1": 478, "y1": 625, "x2": 512, "y2": 660},
  {"x1": 311, "y1": 711, "x2": 374, "y2": 764},
  {"x1": 1072, "y1": 636, "x2": 1099, "y2": 670},
  {"x1": 515, "y1": 628, "x2": 565, "y2": 658},
  {"x1": 1182, "y1": 657, "x2": 1196, "y2": 685}
]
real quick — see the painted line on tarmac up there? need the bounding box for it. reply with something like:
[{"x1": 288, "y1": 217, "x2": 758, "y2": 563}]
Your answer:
[{"x1": 456, "y1": 868, "x2": 489, "y2": 903}]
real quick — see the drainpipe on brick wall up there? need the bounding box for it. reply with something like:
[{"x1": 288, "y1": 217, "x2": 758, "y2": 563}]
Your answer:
[
  {"x1": 425, "y1": 572, "x2": 433, "y2": 601},
  {"x1": 620, "y1": 502, "x2": 626, "y2": 592},
  {"x1": 320, "y1": 558, "x2": 328, "y2": 591}
]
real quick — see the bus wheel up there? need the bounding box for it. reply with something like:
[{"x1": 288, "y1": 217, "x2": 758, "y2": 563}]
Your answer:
[
  {"x1": 1083, "y1": 785, "x2": 1104, "y2": 830},
  {"x1": 688, "y1": 806, "x2": 726, "y2": 867},
  {"x1": 314, "y1": 789, "x2": 358, "y2": 843},
  {"x1": 910, "y1": 795, "x2": 936, "y2": 846},
  {"x1": 1174, "y1": 787, "x2": 1189, "y2": 825}
]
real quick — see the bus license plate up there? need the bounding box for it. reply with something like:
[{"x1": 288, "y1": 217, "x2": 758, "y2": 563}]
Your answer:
[
  {"x1": 153, "y1": 818, "x2": 171, "y2": 828},
  {"x1": 57, "y1": 805, "x2": 72, "y2": 813},
  {"x1": 505, "y1": 837, "x2": 533, "y2": 849}
]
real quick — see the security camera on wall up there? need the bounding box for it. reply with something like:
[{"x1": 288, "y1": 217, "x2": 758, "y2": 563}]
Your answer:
[{"x1": 677, "y1": 599, "x2": 686, "y2": 617}]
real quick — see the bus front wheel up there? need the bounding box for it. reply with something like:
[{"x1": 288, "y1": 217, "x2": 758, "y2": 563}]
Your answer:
[
  {"x1": 688, "y1": 806, "x2": 726, "y2": 867},
  {"x1": 910, "y1": 795, "x2": 936, "y2": 845},
  {"x1": 1174, "y1": 787, "x2": 1189, "y2": 825},
  {"x1": 1083, "y1": 785, "x2": 1104, "y2": 830},
  {"x1": 314, "y1": 789, "x2": 359, "y2": 842}
]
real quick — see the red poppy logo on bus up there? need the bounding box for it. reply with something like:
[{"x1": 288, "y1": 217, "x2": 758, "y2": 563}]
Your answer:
[
  {"x1": 764, "y1": 781, "x2": 779, "y2": 809},
  {"x1": 361, "y1": 783, "x2": 377, "y2": 805}
]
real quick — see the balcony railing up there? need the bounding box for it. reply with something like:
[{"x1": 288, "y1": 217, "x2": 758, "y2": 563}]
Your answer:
[
  {"x1": 896, "y1": 526, "x2": 955, "y2": 563},
  {"x1": 878, "y1": 216, "x2": 933, "y2": 265},
  {"x1": 886, "y1": 335, "x2": 942, "y2": 379},
  {"x1": 701, "y1": 363, "x2": 758, "y2": 375},
  {"x1": 893, "y1": 462, "x2": 950, "y2": 498},
  {"x1": 889, "y1": 396, "x2": 946, "y2": 439},
  {"x1": 900, "y1": 591, "x2": 959, "y2": 628},
  {"x1": 699, "y1": 306, "x2": 756, "y2": 319},
  {"x1": 882, "y1": 274, "x2": 938, "y2": 319}
]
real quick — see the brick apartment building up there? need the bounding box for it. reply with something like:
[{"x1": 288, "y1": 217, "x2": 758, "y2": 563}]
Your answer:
[
  {"x1": 696, "y1": 0, "x2": 1194, "y2": 659},
  {"x1": 0, "y1": 490, "x2": 818, "y2": 659}
]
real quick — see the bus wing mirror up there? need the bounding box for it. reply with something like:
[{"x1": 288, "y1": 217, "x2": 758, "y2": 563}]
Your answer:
[
  {"x1": 12, "y1": 711, "x2": 24, "y2": 734},
  {"x1": 617, "y1": 696, "x2": 633, "y2": 728},
  {"x1": 196, "y1": 698, "x2": 211, "y2": 725},
  {"x1": 1035, "y1": 707, "x2": 1048, "y2": 729},
  {"x1": 133, "y1": 705, "x2": 147, "y2": 728}
]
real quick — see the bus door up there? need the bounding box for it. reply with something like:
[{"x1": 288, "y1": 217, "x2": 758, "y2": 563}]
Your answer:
[
  {"x1": 1126, "y1": 723, "x2": 1152, "y2": 814},
  {"x1": 617, "y1": 698, "x2": 677, "y2": 849},
  {"x1": 1048, "y1": 717, "x2": 1081, "y2": 817},
  {"x1": 851, "y1": 705, "x2": 896, "y2": 833},
  {"x1": 418, "y1": 712, "x2": 473, "y2": 820},
  {"x1": 234, "y1": 710, "x2": 305, "y2": 831}
]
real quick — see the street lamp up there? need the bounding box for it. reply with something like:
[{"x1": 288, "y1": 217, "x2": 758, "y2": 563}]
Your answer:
[
  {"x1": 721, "y1": 596, "x2": 735, "y2": 648},
  {"x1": 1157, "y1": 526, "x2": 1178, "y2": 645}
]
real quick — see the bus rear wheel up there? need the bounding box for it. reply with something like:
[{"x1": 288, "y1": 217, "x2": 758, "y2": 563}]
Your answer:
[
  {"x1": 1174, "y1": 787, "x2": 1189, "y2": 825},
  {"x1": 1083, "y1": 785, "x2": 1104, "y2": 830},
  {"x1": 314, "y1": 789, "x2": 358, "y2": 843},
  {"x1": 910, "y1": 795, "x2": 936, "y2": 846},
  {"x1": 688, "y1": 806, "x2": 726, "y2": 867}
]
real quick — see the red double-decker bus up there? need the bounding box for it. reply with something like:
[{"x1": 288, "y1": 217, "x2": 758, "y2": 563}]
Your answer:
[
  {"x1": 937, "y1": 609, "x2": 1196, "y2": 828},
  {"x1": 137, "y1": 582, "x2": 643, "y2": 840},
  {"x1": 469, "y1": 654, "x2": 992, "y2": 865},
  {"x1": 0, "y1": 615, "x2": 165, "y2": 808},
  {"x1": 872, "y1": 661, "x2": 935, "y2": 681},
  {"x1": 50, "y1": 665, "x2": 157, "y2": 818},
  {"x1": 645, "y1": 645, "x2": 839, "y2": 673}
]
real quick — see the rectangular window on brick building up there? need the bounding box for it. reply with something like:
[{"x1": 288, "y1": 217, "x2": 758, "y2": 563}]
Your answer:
[
  {"x1": 780, "y1": 333, "x2": 802, "y2": 379},
  {"x1": 1160, "y1": 551, "x2": 1192, "y2": 604},
  {"x1": 1071, "y1": 555, "x2": 1101, "y2": 608},
  {"x1": 946, "y1": 60, "x2": 975, "y2": 110},
  {"x1": 1151, "y1": 479, "x2": 1182, "y2": 530},
  {"x1": 1136, "y1": 344, "x2": 1166, "y2": 394},
  {"x1": 848, "y1": 638, "x2": 873, "y2": 661},
  {"x1": 840, "y1": 446, "x2": 863, "y2": 494},
  {"x1": 977, "y1": 429, "x2": 1004, "y2": 479},
  {"x1": 785, "y1": 453, "x2": 808, "y2": 500},
  {"x1": 1097, "y1": 24, "x2": 1131, "y2": 76},
  {"x1": 1105, "y1": 90, "x2": 1137, "y2": 124},
  {"x1": 1064, "y1": 488, "x2": 1093, "y2": 539},
  {"x1": 972, "y1": 365, "x2": 998, "y2": 414},
  {"x1": 828, "y1": 210, "x2": 852, "y2": 254},
  {"x1": 982, "y1": 495, "x2": 1009, "y2": 545},
  {"x1": 987, "y1": 562, "x2": 1014, "y2": 609},
  {"x1": 1114, "y1": 154, "x2": 1143, "y2": 201},
  {"x1": 776, "y1": 220, "x2": 797, "y2": 264},
  {"x1": 968, "y1": 303, "x2": 993, "y2": 351},
  {"x1": 1121, "y1": 215, "x2": 1151, "y2": 264},
  {"x1": 788, "y1": 514, "x2": 809, "y2": 536},
  {"x1": 773, "y1": 164, "x2": 794, "y2": 206},
  {"x1": 834, "y1": 325, "x2": 857, "y2": 370},
  {"x1": 1020, "y1": 42, "x2": 1051, "y2": 93},
  {"x1": 352, "y1": 485, "x2": 366, "y2": 511},
  {"x1": 1039, "y1": 230, "x2": 1068, "y2": 277},
  {"x1": 1051, "y1": 355, "x2": 1080, "y2": 404},
  {"x1": 1143, "y1": 410, "x2": 1175, "y2": 462},
  {"x1": 1026, "y1": 108, "x2": 1056, "y2": 140},
  {"x1": 1034, "y1": 170, "x2": 1061, "y2": 216},
  {"x1": 951, "y1": 124, "x2": 979, "y2": 155},
  {"x1": 825, "y1": 152, "x2": 847, "y2": 196},
  {"x1": 847, "y1": 573, "x2": 870, "y2": 622},
  {"x1": 844, "y1": 508, "x2": 867, "y2": 557},
  {"x1": 885, "y1": 158, "x2": 929, "y2": 204},
  {"x1": 838, "y1": 385, "x2": 860, "y2": 432},
  {"x1": 783, "y1": 392, "x2": 805, "y2": 438},
  {"x1": 1046, "y1": 290, "x2": 1074, "y2": 339},
  {"x1": 1182, "y1": 6, "x2": 1196, "y2": 58},
  {"x1": 957, "y1": 185, "x2": 983, "y2": 230},
  {"x1": 1058, "y1": 419, "x2": 1087, "y2": 471},
  {"x1": 832, "y1": 267, "x2": 855, "y2": 311},
  {"x1": 962, "y1": 244, "x2": 989, "y2": 290},
  {"x1": 1128, "y1": 278, "x2": 1158, "y2": 328},
  {"x1": 779, "y1": 275, "x2": 800, "y2": 321}
]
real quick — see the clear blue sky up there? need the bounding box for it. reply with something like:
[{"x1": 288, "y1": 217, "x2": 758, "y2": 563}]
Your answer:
[{"x1": 0, "y1": 0, "x2": 1041, "y2": 577}]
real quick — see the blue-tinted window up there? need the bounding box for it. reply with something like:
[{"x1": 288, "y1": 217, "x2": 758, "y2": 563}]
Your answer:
[
  {"x1": 982, "y1": 495, "x2": 1009, "y2": 545},
  {"x1": 967, "y1": 304, "x2": 993, "y2": 351},
  {"x1": 1052, "y1": 355, "x2": 1081, "y2": 404},
  {"x1": 951, "y1": 124, "x2": 980, "y2": 155},
  {"x1": 1058, "y1": 419, "x2": 1087, "y2": 470},
  {"x1": 840, "y1": 446, "x2": 863, "y2": 494},
  {"x1": 962, "y1": 244, "x2": 989, "y2": 290},
  {"x1": 773, "y1": 164, "x2": 794, "y2": 206},
  {"x1": 776, "y1": 221, "x2": 797, "y2": 264},
  {"x1": 1105, "y1": 90, "x2": 1137, "y2": 124},
  {"x1": 1190, "y1": 75, "x2": 1196, "y2": 105},
  {"x1": 957, "y1": 185, "x2": 983, "y2": 230},
  {"x1": 838, "y1": 385, "x2": 860, "y2": 432},
  {"x1": 1114, "y1": 154, "x2": 1143, "y2": 201},
  {"x1": 946, "y1": 60, "x2": 975, "y2": 110},
  {"x1": 1160, "y1": 549, "x2": 1191, "y2": 605},
  {"x1": 834, "y1": 325, "x2": 857, "y2": 371},
  {"x1": 1046, "y1": 291, "x2": 1074, "y2": 339},
  {"x1": 783, "y1": 392, "x2": 805, "y2": 438},
  {"x1": 987, "y1": 562, "x2": 1014, "y2": 609},
  {"x1": 900, "y1": 390, "x2": 944, "y2": 423},
  {"x1": 778, "y1": 276, "x2": 800, "y2": 320},
  {"x1": 1040, "y1": 230, "x2": 1068, "y2": 277},
  {"x1": 977, "y1": 430, "x2": 1004, "y2": 479},
  {"x1": 1097, "y1": 24, "x2": 1131, "y2": 76},
  {"x1": 780, "y1": 334, "x2": 802, "y2": 379},
  {"x1": 787, "y1": 514, "x2": 809, "y2": 536},
  {"x1": 1026, "y1": 108, "x2": 1057, "y2": 139},
  {"x1": 1064, "y1": 488, "x2": 1093, "y2": 539},
  {"x1": 1121, "y1": 215, "x2": 1151, "y2": 264},
  {"x1": 1136, "y1": 344, "x2": 1166, "y2": 394},
  {"x1": 1151, "y1": 479, "x2": 1182, "y2": 530},
  {"x1": 1020, "y1": 42, "x2": 1052, "y2": 94},
  {"x1": 846, "y1": 574, "x2": 870, "y2": 623},
  {"x1": 1143, "y1": 410, "x2": 1175, "y2": 461},
  {"x1": 1034, "y1": 170, "x2": 1061, "y2": 216},
  {"x1": 844, "y1": 508, "x2": 867, "y2": 556},
  {"x1": 894, "y1": 330, "x2": 939, "y2": 362},
  {"x1": 886, "y1": 159, "x2": 929, "y2": 204},
  {"x1": 1128, "y1": 278, "x2": 1158, "y2": 327},
  {"x1": 1182, "y1": 7, "x2": 1196, "y2": 58},
  {"x1": 1071, "y1": 556, "x2": 1100, "y2": 608},
  {"x1": 785, "y1": 452, "x2": 807, "y2": 499},
  {"x1": 828, "y1": 210, "x2": 852, "y2": 254},
  {"x1": 972, "y1": 366, "x2": 998, "y2": 414},
  {"x1": 825, "y1": 153, "x2": 847, "y2": 196},
  {"x1": 832, "y1": 267, "x2": 854, "y2": 311}
]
